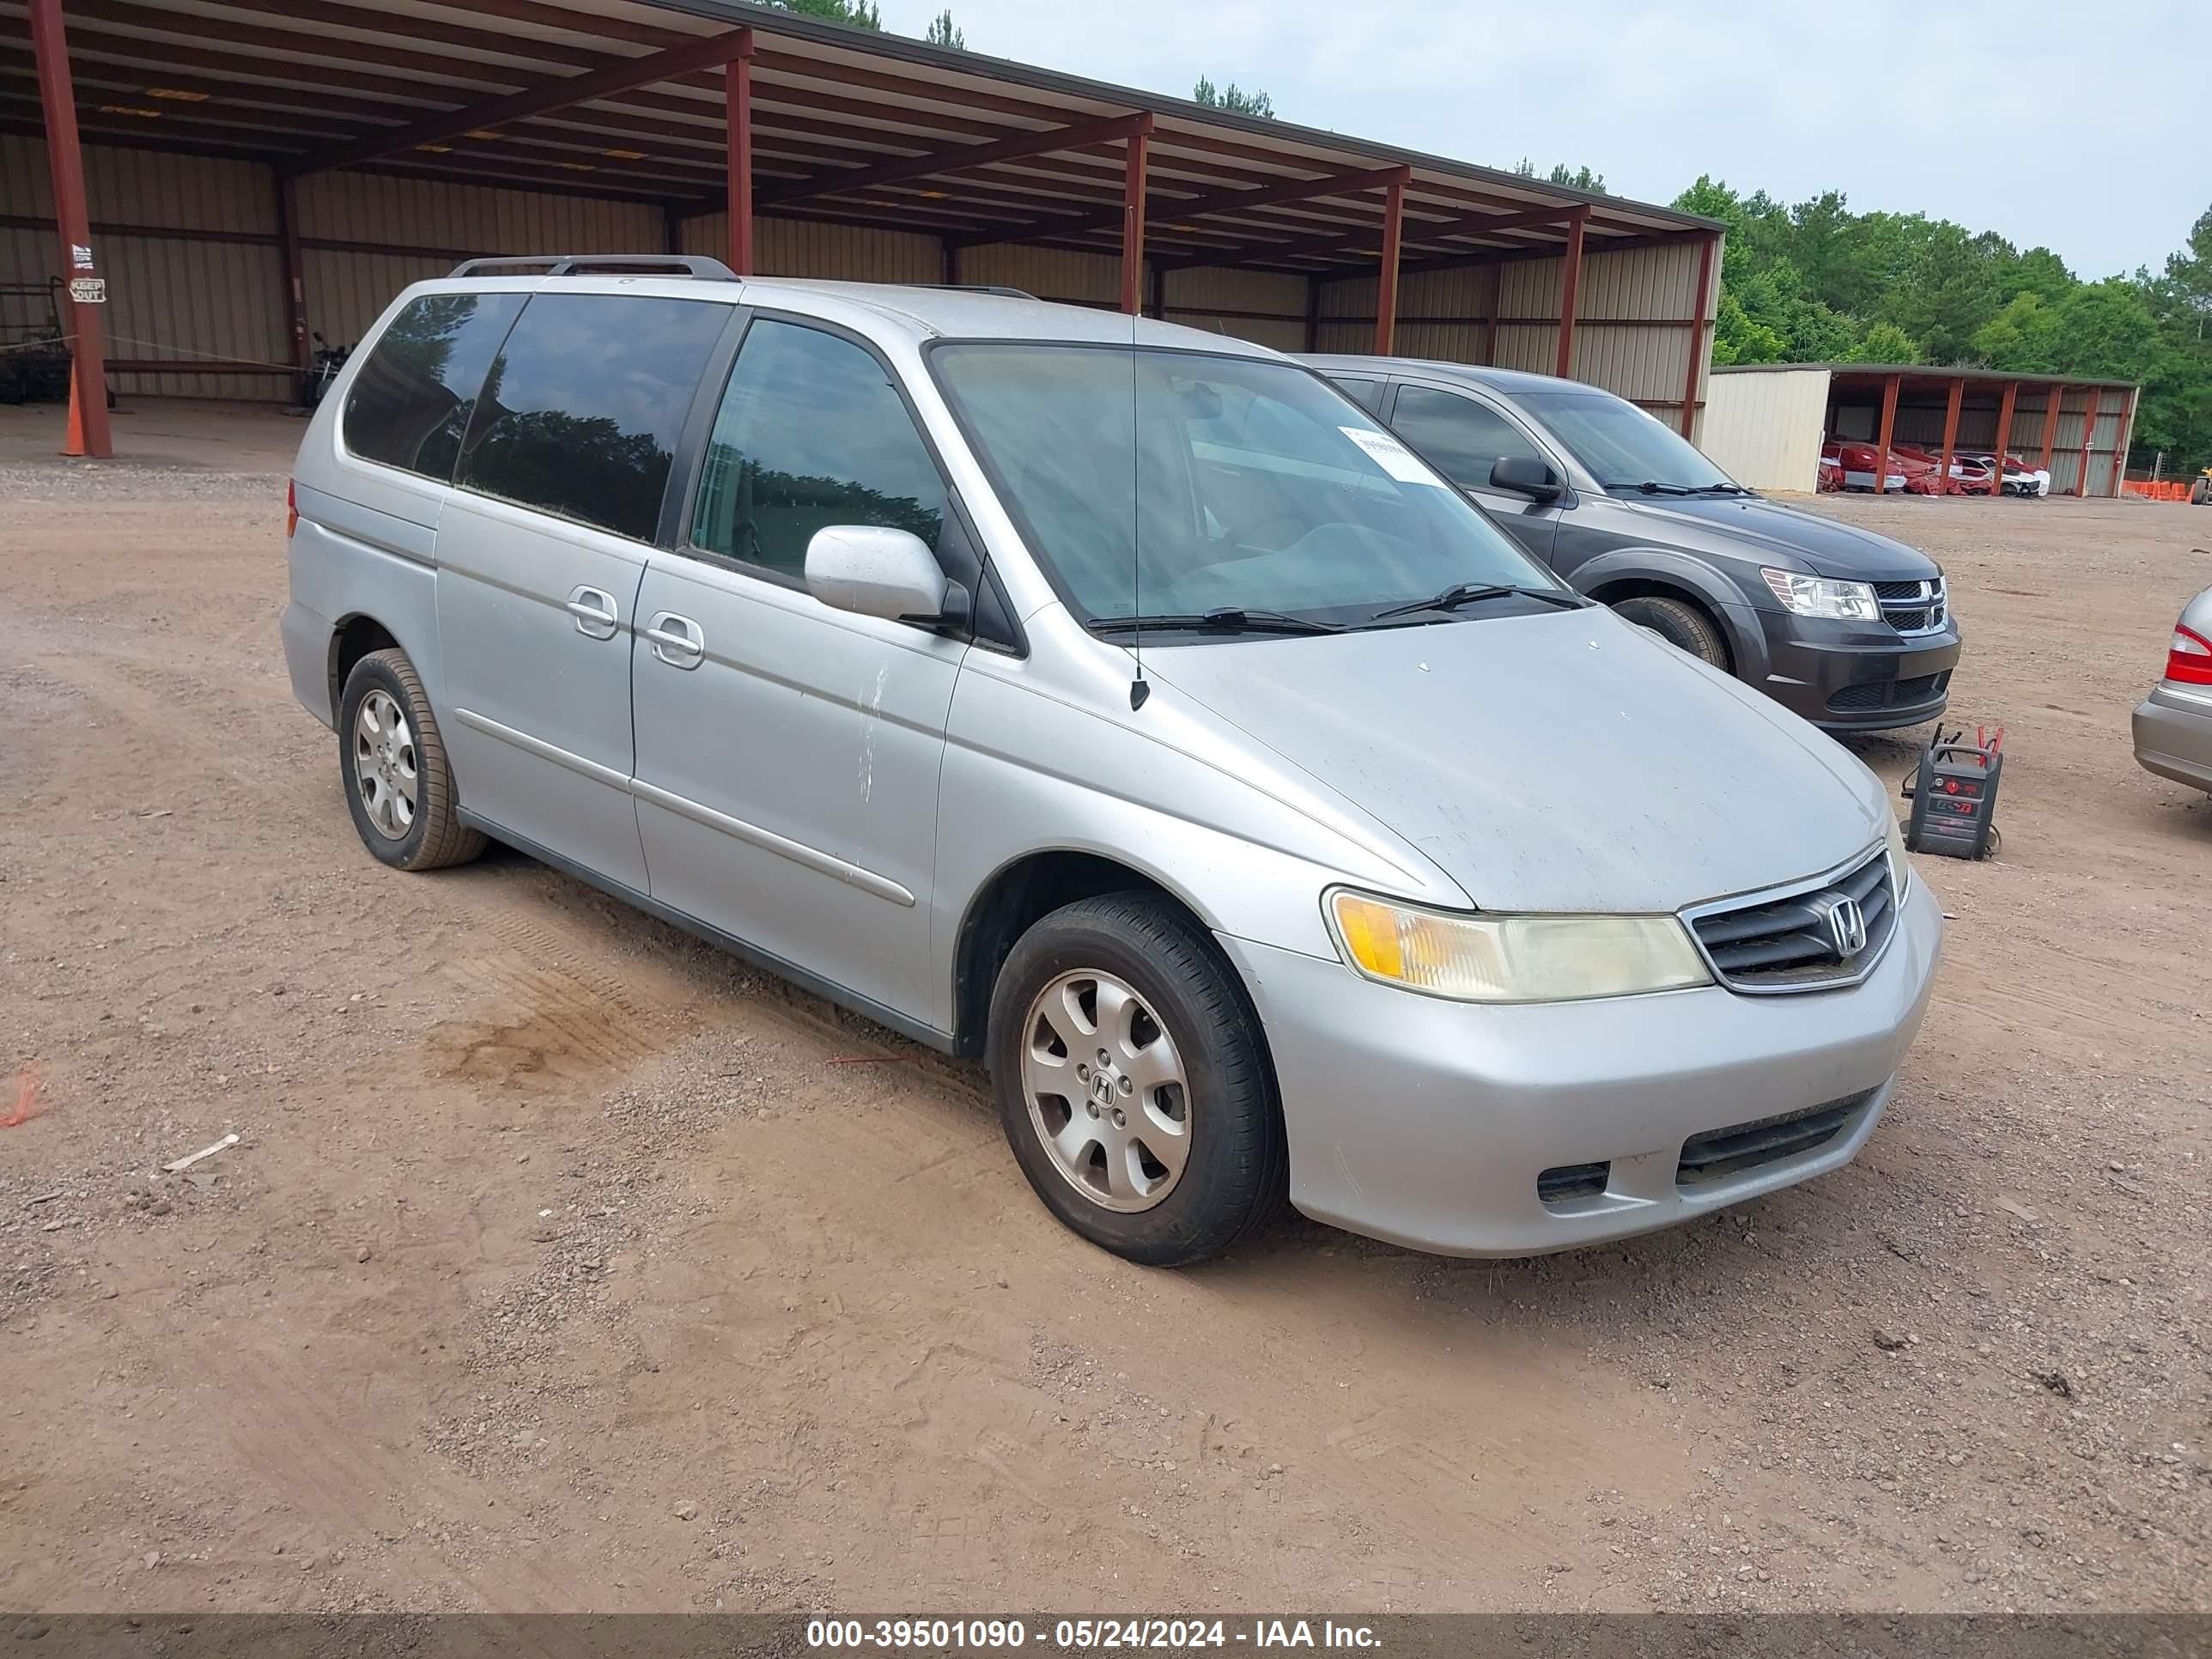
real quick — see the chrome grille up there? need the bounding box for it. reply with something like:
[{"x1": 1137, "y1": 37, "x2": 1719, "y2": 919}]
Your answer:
[
  {"x1": 1875, "y1": 577, "x2": 1946, "y2": 635},
  {"x1": 1685, "y1": 847, "x2": 1899, "y2": 994}
]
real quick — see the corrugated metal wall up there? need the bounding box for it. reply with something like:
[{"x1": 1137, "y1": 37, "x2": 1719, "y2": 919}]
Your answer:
[
  {"x1": 1701, "y1": 368, "x2": 1832, "y2": 491},
  {"x1": 1830, "y1": 381, "x2": 2132, "y2": 495},
  {"x1": 1310, "y1": 237, "x2": 1712, "y2": 430},
  {"x1": 678, "y1": 213, "x2": 941, "y2": 284},
  {"x1": 1158, "y1": 266, "x2": 1306, "y2": 353}
]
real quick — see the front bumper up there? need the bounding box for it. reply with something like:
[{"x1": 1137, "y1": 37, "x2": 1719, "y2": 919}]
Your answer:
[
  {"x1": 1753, "y1": 611, "x2": 1963, "y2": 732},
  {"x1": 1218, "y1": 875, "x2": 1942, "y2": 1258},
  {"x1": 2134, "y1": 684, "x2": 2212, "y2": 793}
]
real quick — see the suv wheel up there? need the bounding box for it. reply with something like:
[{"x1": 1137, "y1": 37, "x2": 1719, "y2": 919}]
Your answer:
[
  {"x1": 988, "y1": 893, "x2": 1285, "y2": 1267},
  {"x1": 1611, "y1": 594, "x2": 1730, "y2": 670},
  {"x1": 337, "y1": 647, "x2": 486, "y2": 872}
]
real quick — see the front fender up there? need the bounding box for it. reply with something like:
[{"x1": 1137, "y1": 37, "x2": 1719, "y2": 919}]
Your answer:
[{"x1": 1569, "y1": 547, "x2": 1769, "y2": 683}]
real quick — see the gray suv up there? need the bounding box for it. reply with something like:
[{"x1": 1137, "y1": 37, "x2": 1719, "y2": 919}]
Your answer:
[
  {"x1": 283, "y1": 263, "x2": 1942, "y2": 1267},
  {"x1": 1308, "y1": 357, "x2": 1964, "y2": 732}
]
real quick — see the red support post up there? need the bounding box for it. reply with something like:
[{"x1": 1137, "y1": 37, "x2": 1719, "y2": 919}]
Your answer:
[
  {"x1": 1872, "y1": 374, "x2": 1900, "y2": 495},
  {"x1": 27, "y1": 0, "x2": 112, "y2": 459},
  {"x1": 2036, "y1": 383, "x2": 2063, "y2": 477},
  {"x1": 1552, "y1": 209, "x2": 1586, "y2": 379},
  {"x1": 1989, "y1": 380, "x2": 2017, "y2": 497},
  {"x1": 276, "y1": 171, "x2": 310, "y2": 379},
  {"x1": 2075, "y1": 386, "x2": 2100, "y2": 498},
  {"x1": 2110, "y1": 386, "x2": 2137, "y2": 497},
  {"x1": 1936, "y1": 377, "x2": 1963, "y2": 496},
  {"x1": 725, "y1": 35, "x2": 755, "y2": 276},
  {"x1": 1373, "y1": 174, "x2": 1404, "y2": 355},
  {"x1": 1483, "y1": 267, "x2": 1500, "y2": 365},
  {"x1": 1679, "y1": 231, "x2": 1716, "y2": 438},
  {"x1": 1118, "y1": 116, "x2": 1151, "y2": 317}
]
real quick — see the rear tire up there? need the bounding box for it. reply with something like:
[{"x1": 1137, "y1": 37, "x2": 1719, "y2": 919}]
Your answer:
[
  {"x1": 1610, "y1": 593, "x2": 1730, "y2": 670},
  {"x1": 2191, "y1": 477, "x2": 2209, "y2": 506},
  {"x1": 988, "y1": 892, "x2": 1285, "y2": 1267},
  {"x1": 337, "y1": 647, "x2": 486, "y2": 872}
]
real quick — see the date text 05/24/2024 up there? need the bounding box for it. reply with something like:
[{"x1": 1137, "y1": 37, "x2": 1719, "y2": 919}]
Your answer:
[{"x1": 805, "y1": 1618, "x2": 1382, "y2": 1650}]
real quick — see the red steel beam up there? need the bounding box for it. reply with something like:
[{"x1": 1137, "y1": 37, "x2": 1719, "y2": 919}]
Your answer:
[
  {"x1": 27, "y1": 0, "x2": 112, "y2": 458},
  {"x1": 276, "y1": 171, "x2": 309, "y2": 376},
  {"x1": 2110, "y1": 386, "x2": 2137, "y2": 496},
  {"x1": 758, "y1": 111, "x2": 1151, "y2": 210},
  {"x1": 1990, "y1": 380, "x2": 2018, "y2": 497},
  {"x1": 1373, "y1": 174, "x2": 1404, "y2": 355},
  {"x1": 1936, "y1": 377, "x2": 1963, "y2": 497},
  {"x1": 1872, "y1": 374, "x2": 1901, "y2": 495},
  {"x1": 285, "y1": 27, "x2": 759, "y2": 176},
  {"x1": 1162, "y1": 192, "x2": 1565, "y2": 275},
  {"x1": 2036, "y1": 383, "x2": 2063, "y2": 477},
  {"x1": 1679, "y1": 230, "x2": 1716, "y2": 438},
  {"x1": 2075, "y1": 386, "x2": 2099, "y2": 498},
  {"x1": 1552, "y1": 210, "x2": 1586, "y2": 379},
  {"x1": 953, "y1": 161, "x2": 1410, "y2": 253},
  {"x1": 1119, "y1": 118, "x2": 1151, "y2": 316},
  {"x1": 725, "y1": 41, "x2": 754, "y2": 275}
]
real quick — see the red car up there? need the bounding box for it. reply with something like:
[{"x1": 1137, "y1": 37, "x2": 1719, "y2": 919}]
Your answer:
[{"x1": 1822, "y1": 436, "x2": 1932, "y2": 494}]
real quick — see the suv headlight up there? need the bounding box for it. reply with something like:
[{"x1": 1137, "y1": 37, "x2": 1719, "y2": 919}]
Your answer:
[
  {"x1": 1328, "y1": 890, "x2": 1711, "y2": 1004},
  {"x1": 1761, "y1": 568, "x2": 1881, "y2": 622}
]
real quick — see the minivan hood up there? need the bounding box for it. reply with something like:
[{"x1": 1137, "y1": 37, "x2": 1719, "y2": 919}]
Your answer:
[
  {"x1": 1615, "y1": 494, "x2": 1940, "y2": 581},
  {"x1": 1146, "y1": 608, "x2": 1886, "y2": 914}
]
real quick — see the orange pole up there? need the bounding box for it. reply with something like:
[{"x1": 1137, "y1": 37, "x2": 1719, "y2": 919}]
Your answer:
[
  {"x1": 2036, "y1": 382, "x2": 2063, "y2": 475},
  {"x1": 2075, "y1": 386, "x2": 2100, "y2": 498},
  {"x1": 1118, "y1": 117, "x2": 1151, "y2": 317},
  {"x1": 1989, "y1": 381, "x2": 2017, "y2": 496},
  {"x1": 1679, "y1": 231, "x2": 1716, "y2": 438},
  {"x1": 28, "y1": 0, "x2": 112, "y2": 459},
  {"x1": 1552, "y1": 210, "x2": 1586, "y2": 378},
  {"x1": 2109, "y1": 386, "x2": 2136, "y2": 497},
  {"x1": 724, "y1": 32, "x2": 755, "y2": 275},
  {"x1": 1936, "y1": 378, "x2": 1963, "y2": 495},
  {"x1": 1373, "y1": 174, "x2": 1404, "y2": 355},
  {"x1": 1872, "y1": 374, "x2": 1900, "y2": 495}
]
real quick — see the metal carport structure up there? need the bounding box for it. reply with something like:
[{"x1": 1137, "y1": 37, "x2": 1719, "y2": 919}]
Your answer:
[
  {"x1": 3, "y1": 0, "x2": 1724, "y2": 459},
  {"x1": 1702, "y1": 362, "x2": 2139, "y2": 499}
]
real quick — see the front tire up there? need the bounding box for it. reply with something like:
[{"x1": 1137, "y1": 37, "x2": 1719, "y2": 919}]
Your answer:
[
  {"x1": 1611, "y1": 593, "x2": 1731, "y2": 670},
  {"x1": 988, "y1": 893, "x2": 1285, "y2": 1267},
  {"x1": 337, "y1": 647, "x2": 485, "y2": 872}
]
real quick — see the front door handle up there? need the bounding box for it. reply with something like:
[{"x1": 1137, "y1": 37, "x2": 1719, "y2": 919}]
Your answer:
[
  {"x1": 565, "y1": 585, "x2": 620, "y2": 640},
  {"x1": 644, "y1": 611, "x2": 704, "y2": 670}
]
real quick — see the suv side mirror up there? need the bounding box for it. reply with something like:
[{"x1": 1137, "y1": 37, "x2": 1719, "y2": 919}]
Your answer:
[
  {"x1": 1490, "y1": 454, "x2": 1563, "y2": 501},
  {"x1": 805, "y1": 526, "x2": 959, "y2": 624}
]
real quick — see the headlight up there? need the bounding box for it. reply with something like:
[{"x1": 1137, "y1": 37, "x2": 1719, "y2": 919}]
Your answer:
[
  {"x1": 1885, "y1": 811, "x2": 1911, "y2": 903},
  {"x1": 1761, "y1": 568, "x2": 1881, "y2": 622},
  {"x1": 1328, "y1": 890, "x2": 1711, "y2": 1004}
]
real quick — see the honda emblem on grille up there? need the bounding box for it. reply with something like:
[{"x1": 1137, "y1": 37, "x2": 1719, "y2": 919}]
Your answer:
[{"x1": 1814, "y1": 894, "x2": 1869, "y2": 960}]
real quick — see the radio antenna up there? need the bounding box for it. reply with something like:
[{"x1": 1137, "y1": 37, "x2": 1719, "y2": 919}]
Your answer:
[{"x1": 1127, "y1": 305, "x2": 1149, "y2": 711}]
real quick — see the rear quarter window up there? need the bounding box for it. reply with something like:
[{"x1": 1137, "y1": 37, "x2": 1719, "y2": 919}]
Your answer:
[
  {"x1": 341, "y1": 293, "x2": 525, "y2": 483},
  {"x1": 456, "y1": 292, "x2": 729, "y2": 543}
]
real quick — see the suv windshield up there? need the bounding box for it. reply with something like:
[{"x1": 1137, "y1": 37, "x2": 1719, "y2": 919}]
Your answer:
[
  {"x1": 930, "y1": 343, "x2": 1555, "y2": 630},
  {"x1": 1516, "y1": 389, "x2": 1742, "y2": 494}
]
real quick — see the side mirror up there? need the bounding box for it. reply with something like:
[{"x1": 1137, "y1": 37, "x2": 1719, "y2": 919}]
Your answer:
[
  {"x1": 1490, "y1": 454, "x2": 1563, "y2": 501},
  {"x1": 805, "y1": 526, "x2": 959, "y2": 625}
]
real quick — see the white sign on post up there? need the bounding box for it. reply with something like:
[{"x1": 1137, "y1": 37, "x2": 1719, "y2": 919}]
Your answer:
[
  {"x1": 68, "y1": 276, "x2": 106, "y2": 305},
  {"x1": 70, "y1": 242, "x2": 94, "y2": 270}
]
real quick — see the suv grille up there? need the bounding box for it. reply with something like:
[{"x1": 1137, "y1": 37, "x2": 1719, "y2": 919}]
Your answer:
[
  {"x1": 1874, "y1": 577, "x2": 1946, "y2": 635},
  {"x1": 1827, "y1": 670, "x2": 1951, "y2": 714},
  {"x1": 1675, "y1": 1089, "x2": 1876, "y2": 1187},
  {"x1": 1686, "y1": 848, "x2": 1897, "y2": 993}
]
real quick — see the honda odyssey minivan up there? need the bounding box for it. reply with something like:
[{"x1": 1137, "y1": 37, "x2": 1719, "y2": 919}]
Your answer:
[{"x1": 283, "y1": 259, "x2": 1942, "y2": 1266}]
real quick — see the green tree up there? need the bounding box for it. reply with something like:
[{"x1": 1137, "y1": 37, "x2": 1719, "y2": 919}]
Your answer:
[
  {"x1": 1192, "y1": 76, "x2": 1274, "y2": 118},
  {"x1": 923, "y1": 8, "x2": 964, "y2": 46},
  {"x1": 1842, "y1": 321, "x2": 1920, "y2": 365},
  {"x1": 761, "y1": 0, "x2": 881, "y2": 26},
  {"x1": 1514, "y1": 159, "x2": 1607, "y2": 194}
]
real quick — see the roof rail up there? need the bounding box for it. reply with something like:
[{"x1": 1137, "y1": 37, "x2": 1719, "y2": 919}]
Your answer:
[
  {"x1": 937, "y1": 283, "x2": 1036, "y2": 299},
  {"x1": 447, "y1": 254, "x2": 739, "y2": 280}
]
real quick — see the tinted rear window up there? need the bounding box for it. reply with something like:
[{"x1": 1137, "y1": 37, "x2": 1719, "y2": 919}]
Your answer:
[
  {"x1": 457, "y1": 293, "x2": 727, "y2": 542},
  {"x1": 342, "y1": 293, "x2": 523, "y2": 483}
]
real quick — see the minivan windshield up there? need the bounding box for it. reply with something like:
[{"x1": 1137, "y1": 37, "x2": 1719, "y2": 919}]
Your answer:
[
  {"x1": 1516, "y1": 389, "x2": 1743, "y2": 495},
  {"x1": 931, "y1": 343, "x2": 1557, "y2": 630}
]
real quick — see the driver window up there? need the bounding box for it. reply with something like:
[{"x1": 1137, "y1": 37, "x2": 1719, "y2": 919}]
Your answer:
[{"x1": 1389, "y1": 386, "x2": 1545, "y2": 492}]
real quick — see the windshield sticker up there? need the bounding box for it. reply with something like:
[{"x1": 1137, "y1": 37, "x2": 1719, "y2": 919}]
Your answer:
[{"x1": 1339, "y1": 426, "x2": 1445, "y2": 486}]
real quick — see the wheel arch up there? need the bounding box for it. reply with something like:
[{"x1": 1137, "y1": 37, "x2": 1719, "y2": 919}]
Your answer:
[
  {"x1": 328, "y1": 613, "x2": 404, "y2": 719},
  {"x1": 951, "y1": 848, "x2": 1222, "y2": 1060},
  {"x1": 1573, "y1": 550, "x2": 1763, "y2": 678}
]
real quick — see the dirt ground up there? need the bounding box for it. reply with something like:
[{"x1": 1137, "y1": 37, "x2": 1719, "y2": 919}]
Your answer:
[{"x1": 1, "y1": 398, "x2": 2206, "y2": 1617}]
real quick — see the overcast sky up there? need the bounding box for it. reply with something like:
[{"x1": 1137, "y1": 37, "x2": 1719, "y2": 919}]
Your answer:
[{"x1": 884, "y1": 0, "x2": 2200, "y2": 280}]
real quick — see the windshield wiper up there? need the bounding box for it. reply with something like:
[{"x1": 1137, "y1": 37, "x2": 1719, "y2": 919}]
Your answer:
[
  {"x1": 1367, "y1": 582, "x2": 1588, "y2": 623},
  {"x1": 1612, "y1": 479, "x2": 1699, "y2": 495},
  {"x1": 1691, "y1": 482, "x2": 1750, "y2": 495},
  {"x1": 1085, "y1": 607, "x2": 1342, "y2": 637}
]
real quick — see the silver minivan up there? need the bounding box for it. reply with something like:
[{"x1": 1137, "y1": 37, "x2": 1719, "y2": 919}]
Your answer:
[{"x1": 282, "y1": 258, "x2": 1943, "y2": 1267}]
